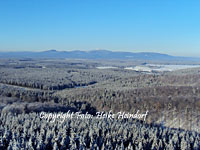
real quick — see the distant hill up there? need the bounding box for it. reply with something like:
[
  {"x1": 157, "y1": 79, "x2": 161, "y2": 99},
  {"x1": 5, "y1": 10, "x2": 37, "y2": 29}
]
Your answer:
[{"x1": 0, "y1": 50, "x2": 199, "y2": 62}]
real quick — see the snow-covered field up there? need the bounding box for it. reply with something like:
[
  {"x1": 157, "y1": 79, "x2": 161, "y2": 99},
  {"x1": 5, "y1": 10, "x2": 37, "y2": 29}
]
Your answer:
[
  {"x1": 97, "y1": 64, "x2": 200, "y2": 72},
  {"x1": 125, "y1": 64, "x2": 200, "y2": 72},
  {"x1": 96, "y1": 66, "x2": 118, "y2": 69},
  {"x1": 125, "y1": 66, "x2": 152, "y2": 72}
]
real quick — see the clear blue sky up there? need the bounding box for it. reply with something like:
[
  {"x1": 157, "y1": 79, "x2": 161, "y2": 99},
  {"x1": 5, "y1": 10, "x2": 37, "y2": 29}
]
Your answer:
[{"x1": 0, "y1": 0, "x2": 200, "y2": 56}]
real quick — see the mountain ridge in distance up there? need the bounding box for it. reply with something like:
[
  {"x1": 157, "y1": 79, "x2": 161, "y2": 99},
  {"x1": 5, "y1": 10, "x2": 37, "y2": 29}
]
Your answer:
[{"x1": 0, "y1": 49, "x2": 199, "y2": 62}]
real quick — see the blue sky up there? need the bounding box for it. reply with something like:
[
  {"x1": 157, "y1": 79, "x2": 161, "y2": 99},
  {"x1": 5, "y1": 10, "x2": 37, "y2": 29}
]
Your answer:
[{"x1": 0, "y1": 0, "x2": 200, "y2": 56}]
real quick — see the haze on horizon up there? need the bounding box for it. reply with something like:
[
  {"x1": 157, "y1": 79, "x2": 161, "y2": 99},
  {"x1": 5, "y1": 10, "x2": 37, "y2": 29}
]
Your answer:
[{"x1": 0, "y1": 0, "x2": 200, "y2": 57}]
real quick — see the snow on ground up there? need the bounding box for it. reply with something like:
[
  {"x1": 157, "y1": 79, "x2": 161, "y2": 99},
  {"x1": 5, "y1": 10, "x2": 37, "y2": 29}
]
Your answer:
[
  {"x1": 124, "y1": 66, "x2": 152, "y2": 72},
  {"x1": 96, "y1": 66, "x2": 118, "y2": 69},
  {"x1": 124, "y1": 64, "x2": 200, "y2": 72},
  {"x1": 97, "y1": 64, "x2": 200, "y2": 72}
]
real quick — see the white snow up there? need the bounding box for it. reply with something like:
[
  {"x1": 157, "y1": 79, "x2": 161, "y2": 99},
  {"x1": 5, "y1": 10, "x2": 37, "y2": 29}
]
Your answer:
[
  {"x1": 124, "y1": 64, "x2": 200, "y2": 72},
  {"x1": 96, "y1": 66, "x2": 118, "y2": 69},
  {"x1": 124, "y1": 66, "x2": 152, "y2": 72}
]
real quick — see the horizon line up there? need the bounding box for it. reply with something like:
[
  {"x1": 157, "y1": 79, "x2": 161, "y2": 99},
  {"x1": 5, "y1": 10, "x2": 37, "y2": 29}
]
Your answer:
[{"x1": 0, "y1": 49, "x2": 199, "y2": 58}]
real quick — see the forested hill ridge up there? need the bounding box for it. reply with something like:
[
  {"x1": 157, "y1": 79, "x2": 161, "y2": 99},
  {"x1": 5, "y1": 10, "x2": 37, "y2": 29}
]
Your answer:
[{"x1": 0, "y1": 50, "x2": 200, "y2": 62}]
